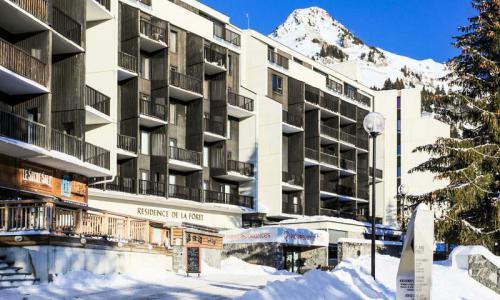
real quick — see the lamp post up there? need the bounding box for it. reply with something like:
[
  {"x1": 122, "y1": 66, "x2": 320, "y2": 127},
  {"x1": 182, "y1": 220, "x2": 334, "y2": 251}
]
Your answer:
[
  {"x1": 363, "y1": 112, "x2": 385, "y2": 279},
  {"x1": 398, "y1": 184, "x2": 409, "y2": 230}
]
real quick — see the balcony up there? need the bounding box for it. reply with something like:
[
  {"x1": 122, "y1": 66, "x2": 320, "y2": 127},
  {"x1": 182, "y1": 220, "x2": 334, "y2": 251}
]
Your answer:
[
  {"x1": 213, "y1": 26, "x2": 241, "y2": 47},
  {"x1": 204, "y1": 46, "x2": 226, "y2": 75},
  {"x1": 326, "y1": 79, "x2": 343, "y2": 96},
  {"x1": 84, "y1": 142, "x2": 110, "y2": 170},
  {"x1": 369, "y1": 167, "x2": 384, "y2": 183},
  {"x1": 282, "y1": 195, "x2": 302, "y2": 215},
  {"x1": 92, "y1": 176, "x2": 136, "y2": 194},
  {"x1": 139, "y1": 0, "x2": 152, "y2": 6},
  {"x1": 227, "y1": 91, "x2": 254, "y2": 119},
  {"x1": 169, "y1": 70, "x2": 203, "y2": 101},
  {"x1": 320, "y1": 208, "x2": 358, "y2": 220},
  {"x1": 117, "y1": 134, "x2": 137, "y2": 159},
  {"x1": 168, "y1": 184, "x2": 202, "y2": 202},
  {"x1": 85, "y1": 85, "x2": 111, "y2": 125},
  {"x1": 320, "y1": 96, "x2": 339, "y2": 114},
  {"x1": 0, "y1": 109, "x2": 46, "y2": 149},
  {"x1": 118, "y1": 51, "x2": 138, "y2": 80},
  {"x1": 321, "y1": 125, "x2": 339, "y2": 143},
  {"x1": 339, "y1": 158, "x2": 356, "y2": 173},
  {"x1": 337, "y1": 185, "x2": 355, "y2": 198},
  {"x1": 304, "y1": 87, "x2": 320, "y2": 108},
  {"x1": 339, "y1": 131, "x2": 357, "y2": 147},
  {"x1": 51, "y1": 129, "x2": 83, "y2": 160},
  {"x1": 282, "y1": 171, "x2": 303, "y2": 191},
  {"x1": 168, "y1": 146, "x2": 202, "y2": 172},
  {"x1": 319, "y1": 152, "x2": 338, "y2": 170},
  {"x1": 214, "y1": 160, "x2": 254, "y2": 182},
  {"x1": 139, "y1": 180, "x2": 165, "y2": 196},
  {"x1": 340, "y1": 104, "x2": 357, "y2": 123},
  {"x1": 139, "y1": 98, "x2": 167, "y2": 127},
  {"x1": 282, "y1": 110, "x2": 303, "y2": 133},
  {"x1": 139, "y1": 18, "x2": 167, "y2": 52},
  {"x1": 204, "y1": 190, "x2": 253, "y2": 209},
  {"x1": 86, "y1": 0, "x2": 112, "y2": 22},
  {"x1": 268, "y1": 50, "x2": 289, "y2": 70},
  {"x1": 357, "y1": 136, "x2": 369, "y2": 151},
  {"x1": 304, "y1": 147, "x2": 319, "y2": 165},
  {"x1": 320, "y1": 180, "x2": 337, "y2": 198},
  {"x1": 51, "y1": 6, "x2": 83, "y2": 54},
  {"x1": 357, "y1": 187, "x2": 369, "y2": 200},
  {"x1": 203, "y1": 117, "x2": 226, "y2": 142},
  {"x1": 0, "y1": 38, "x2": 48, "y2": 94},
  {"x1": 0, "y1": 0, "x2": 49, "y2": 34}
]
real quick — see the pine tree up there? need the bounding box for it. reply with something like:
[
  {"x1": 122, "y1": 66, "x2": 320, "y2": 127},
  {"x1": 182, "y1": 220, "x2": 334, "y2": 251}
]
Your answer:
[{"x1": 410, "y1": 0, "x2": 499, "y2": 254}]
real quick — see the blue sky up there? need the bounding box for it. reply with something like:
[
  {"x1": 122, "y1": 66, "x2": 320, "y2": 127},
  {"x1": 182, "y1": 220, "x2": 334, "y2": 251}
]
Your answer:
[{"x1": 199, "y1": 0, "x2": 474, "y2": 63}]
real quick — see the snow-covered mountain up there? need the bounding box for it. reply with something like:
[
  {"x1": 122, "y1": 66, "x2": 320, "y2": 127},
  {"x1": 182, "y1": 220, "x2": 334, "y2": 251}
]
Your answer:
[{"x1": 270, "y1": 7, "x2": 448, "y2": 89}]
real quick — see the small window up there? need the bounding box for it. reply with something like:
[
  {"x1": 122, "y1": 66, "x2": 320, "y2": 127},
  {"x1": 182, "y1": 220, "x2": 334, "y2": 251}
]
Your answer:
[
  {"x1": 140, "y1": 130, "x2": 150, "y2": 155},
  {"x1": 170, "y1": 31, "x2": 178, "y2": 53},
  {"x1": 272, "y1": 74, "x2": 283, "y2": 94},
  {"x1": 203, "y1": 146, "x2": 209, "y2": 167},
  {"x1": 169, "y1": 103, "x2": 176, "y2": 125},
  {"x1": 140, "y1": 55, "x2": 150, "y2": 80}
]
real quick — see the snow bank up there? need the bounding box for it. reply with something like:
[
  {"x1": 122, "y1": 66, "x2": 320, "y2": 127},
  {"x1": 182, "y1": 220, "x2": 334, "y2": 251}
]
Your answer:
[
  {"x1": 239, "y1": 254, "x2": 499, "y2": 300},
  {"x1": 203, "y1": 256, "x2": 291, "y2": 276},
  {"x1": 448, "y1": 245, "x2": 500, "y2": 270}
]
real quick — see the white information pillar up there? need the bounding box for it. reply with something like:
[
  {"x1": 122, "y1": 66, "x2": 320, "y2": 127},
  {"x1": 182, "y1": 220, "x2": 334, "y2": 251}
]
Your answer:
[{"x1": 397, "y1": 203, "x2": 434, "y2": 300}]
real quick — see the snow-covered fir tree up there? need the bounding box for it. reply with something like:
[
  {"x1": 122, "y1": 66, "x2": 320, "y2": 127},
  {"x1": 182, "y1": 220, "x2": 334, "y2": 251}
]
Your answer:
[{"x1": 410, "y1": 0, "x2": 499, "y2": 254}]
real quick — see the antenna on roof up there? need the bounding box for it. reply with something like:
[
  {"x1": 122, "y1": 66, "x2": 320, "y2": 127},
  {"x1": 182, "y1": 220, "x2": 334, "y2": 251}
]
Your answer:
[{"x1": 245, "y1": 13, "x2": 250, "y2": 29}]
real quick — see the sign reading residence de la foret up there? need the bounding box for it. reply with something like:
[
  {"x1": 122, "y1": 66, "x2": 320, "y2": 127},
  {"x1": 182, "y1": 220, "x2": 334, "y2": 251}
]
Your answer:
[{"x1": 397, "y1": 203, "x2": 434, "y2": 300}]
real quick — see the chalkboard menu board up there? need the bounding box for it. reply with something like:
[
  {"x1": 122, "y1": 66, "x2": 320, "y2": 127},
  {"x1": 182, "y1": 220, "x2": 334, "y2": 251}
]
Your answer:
[{"x1": 187, "y1": 247, "x2": 201, "y2": 274}]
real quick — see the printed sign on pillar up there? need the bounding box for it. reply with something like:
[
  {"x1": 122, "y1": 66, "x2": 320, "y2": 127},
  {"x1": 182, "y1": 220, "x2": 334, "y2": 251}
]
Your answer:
[{"x1": 396, "y1": 203, "x2": 434, "y2": 300}]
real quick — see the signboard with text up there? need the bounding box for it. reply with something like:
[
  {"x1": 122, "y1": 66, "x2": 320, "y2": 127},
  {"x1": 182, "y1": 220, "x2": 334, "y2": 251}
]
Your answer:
[{"x1": 223, "y1": 226, "x2": 329, "y2": 247}]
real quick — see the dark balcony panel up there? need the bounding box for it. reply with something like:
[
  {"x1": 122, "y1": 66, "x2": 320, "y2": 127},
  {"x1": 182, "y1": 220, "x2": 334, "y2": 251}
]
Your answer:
[
  {"x1": 305, "y1": 85, "x2": 320, "y2": 105},
  {"x1": 139, "y1": 0, "x2": 151, "y2": 6},
  {"x1": 320, "y1": 152, "x2": 338, "y2": 166},
  {"x1": 140, "y1": 98, "x2": 167, "y2": 120},
  {"x1": 169, "y1": 146, "x2": 201, "y2": 165},
  {"x1": 0, "y1": 38, "x2": 47, "y2": 86},
  {"x1": 282, "y1": 110, "x2": 303, "y2": 128},
  {"x1": 51, "y1": 129, "x2": 82, "y2": 159},
  {"x1": 357, "y1": 187, "x2": 369, "y2": 200},
  {"x1": 52, "y1": 6, "x2": 82, "y2": 46},
  {"x1": 119, "y1": 51, "x2": 138, "y2": 73},
  {"x1": 170, "y1": 70, "x2": 202, "y2": 95},
  {"x1": 0, "y1": 110, "x2": 46, "y2": 147},
  {"x1": 234, "y1": 195, "x2": 253, "y2": 209},
  {"x1": 320, "y1": 94, "x2": 339, "y2": 112},
  {"x1": 117, "y1": 134, "x2": 137, "y2": 153},
  {"x1": 168, "y1": 184, "x2": 202, "y2": 202},
  {"x1": 204, "y1": 46, "x2": 226, "y2": 68},
  {"x1": 85, "y1": 85, "x2": 110, "y2": 116},
  {"x1": 340, "y1": 131, "x2": 357, "y2": 145},
  {"x1": 228, "y1": 91, "x2": 254, "y2": 111},
  {"x1": 357, "y1": 137, "x2": 369, "y2": 150},
  {"x1": 204, "y1": 117, "x2": 225, "y2": 136},
  {"x1": 95, "y1": 176, "x2": 136, "y2": 193},
  {"x1": 321, "y1": 125, "x2": 339, "y2": 140},
  {"x1": 94, "y1": 0, "x2": 111, "y2": 11},
  {"x1": 139, "y1": 179, "x2": 165, "y2": 196},
  {"x1": 337, "y1": 185, "x2": 354, "y2": 197},
  {"x1": 140, "y1": 18, "x2": 167, "y2": 43},
  {"x1": 369, "y1": 167, "x2": 383, "y2": 179},
  {"x1": 340, "y1": 102, "x2": 357, "y2": 120},
  {"x1": 356, "y1": 93, "x2": 371, "y2": 107},
  {"x1": 9, "y1": 0, "x2": 48, "y2": 23},
  {"x1": 282, "y1": 194, "x2": 303, "y2": 215},
  {"x1": 268, "y1": 50, "x2": 289, "y2": 69},
  {"x1": 85, "y1": 142, "x2": 110, "y2": 169},
  {"x1": 305, "y1": 147, "x2": 319, "y2": 161},
  {"x1": 228, "y1": 160, "x2": 254, "y2": 177},
  {"x1": 204, "y1": 190, "x2": 253, "y2": 208},
  {"x1": 282, "y1": 171, "x2": 303, "y2": 186},
  {"x1": 339, "y1": 158, "x2": 356, "y2": 171},
  {"x1": 320, "y1": 180, "x2": 336, "y2": 194}
]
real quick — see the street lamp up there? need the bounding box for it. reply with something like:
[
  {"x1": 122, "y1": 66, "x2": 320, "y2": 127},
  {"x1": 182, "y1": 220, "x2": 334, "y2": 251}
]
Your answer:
[
  {"x1": 398, "y1": 184, "x2": 409, "y2": 229},
  {"x1": 363, "y1": 112, "x2": 385, "y2": 279}
]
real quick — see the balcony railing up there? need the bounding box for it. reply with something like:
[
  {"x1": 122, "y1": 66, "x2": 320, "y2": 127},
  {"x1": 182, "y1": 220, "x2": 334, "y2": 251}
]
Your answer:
[
  {"x1": 355, "y1": 93, "x2": 371, "y2": 107},
  {"x1": 268, "y1": 50, "x2": 289, "y2": 69},
  {"x1": 321, "y1": 125, "x2": 339, "y2": 140},
  {"x1": 139, "y1": 0, "x2": 151, "y2": 5},
  {"x1": 51, "y1": 129, "x2": 83, "y2": 159},
  {"x1": 204, "y1": 46, "x2": 226, "y2": 68},
  {"x1": 320, "y1": 96, "x2": 339, "y2": 112},
  {"x1": 139, "y1": 18, "x2": 167, "y2": 44},
  {"x1": 305, "y1": 147, "x2": 319, "y2": 161},
  {"x1": 204, "y1": 190, "x2": 253, "y2": 208},
  {"x1": 282, "y1": 110, "x2": 303, "y2": 128},
  {"x1": 337, "y1": 185, "x2": 355, "y2": 197},
  {"x1": 204, "y1": 117, "x2": 225, "y2": 136},
  {"x1": 85, "y1": 85, "x2": 110, "y2": 116},
  {"x1": 139, "y1": 180, "x2": 165, "y2": 196},
  {"x1": 282, "y1": 171, "x2": 303, "y2": 186},
  {"x1": 340, "y1": 131, "x2": 357, "y2": 145},
  {"x1": 92, "y1": 176, "x2": 136, "y2": 194},
  {"x1": 168, "y1": 184, "x2": 202, "y2": 202},
  {"x1": 118, "y1": 51, "x2": 138, "y2": 73},
  {"x1": 339, "y1": 158, "x2": 356, "y2": 171},
  {"x1": 52, "y1": 6, "x2": 82, "y2": 45},
  {"x1": 140, "y1": 98, "x2": 167, "y2": 121},
  {"x1": 0, "y1": 38, "x2": 47, "y2": 86},
  {"x1": 117, "y1": 134, "x2": 137, "y2": 153},
  {"x1": 357, "y1": 137, "x2": 369, "y2": 150},
  {"x1": 169, "y1": 70, "x2": 202, "y2": 95},
  {"x1": 227, "y1": 160, "x2": 254, "y2": 177},
  {"x1": 357, "y1": 188, "x2": 369, "y2": 200},
  {"x1": 0, "y1": 110, "x2": 46, "y2": 148},
  {"x1": 282, "y1": 195, "x2": 302, "y2": 215},
  {"x1": 320, "y1": 152, "x2": 338, "y2": 166},
  {"x1": 320, "y1": 208, "x2": 358, "y2": 220},
  {"x1": 213, "y1": 26, "x2": 241, "y2": 47},
  {"x1": 169, "y1": 146, "x2": 201, "y2": 165},
  {"x1": 9, "y1": 0, "x2": 48, "y2": 23},
  {"x1": 320, "y1": 180, "x2": 336, "y2": 194},
  {"x1": 84, "y1": 142, "x2": 110, "y2": 169},
  {"x1": 305, "y1": 89, "x2": 320, "y2": 105},
  {"x1": 340, "y1": 104, "x2": 356, "y2": 120},
  {"x1": 370, "y1": 167, "x2": 384, "y2": 179},
  {"x1": 228, "y1": 91, "x2": 254, "y2": 112},
  {"x1": 94, "y1": 0, "x2": 111, "y2": 11}
]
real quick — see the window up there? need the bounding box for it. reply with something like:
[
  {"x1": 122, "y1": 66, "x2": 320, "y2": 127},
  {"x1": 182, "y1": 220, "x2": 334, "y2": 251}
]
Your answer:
[
  {"x1": 169, "y1": 31, "x2": 177, "y2": 53},
  {"x1": 203, "y1": 146, "x2": 209, "y2": 167},
  {"x1": 169, "y1": 103, "x2": 176, "y2": 124},
  {"x1": 272, "y1": 74, "x2": 283, "y2": 94},
  {"x1": 228, "y1": 54, "x2": 233, "y2": 74},
  {"x1": 140, "y1": 55, "x2": 150, "y2": 80},
  {"x1": 140, "y1": 130, "x2": 150, "y2": 155}
]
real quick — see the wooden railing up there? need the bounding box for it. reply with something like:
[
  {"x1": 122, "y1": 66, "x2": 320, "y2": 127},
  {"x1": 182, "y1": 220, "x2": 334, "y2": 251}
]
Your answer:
[
  {"x1": 117, "y1": 134, "x2": 137, "y2": 153},
  {"x1": 119, "y1": 51, "x2": 138, "y2": 73},
  {"x1": 228, "y1": 91, "x2": 254, "y2": 112},
  {"x1": 0, "y1": 38, "x2": 47, "y2": 86},
  {"x1": 169, "y1": 146, "x2": 201, "y2": 165},
  {"x1": 85, "y1": 85, "x2": 110, "y2": 116},
  {"x1": 52, "y1": 6, "x2": 82, "y2": 45},
  {"x1": 268, "y1": 50, "x2": 289, "y2": 69},
  {"x1": 9, "y1": 0, "x2": 48, "y2": 23},
  {"x1": 0, "y1": 110, "x2": 46, "y2": 148},
  {"x1": 140, "y1": 18, "x2": 167, "y2": 44},
  {"x1": 0, "y1": 200, "x2": 153, "y2": 244},
  {"x1": 51, "y1": 129, "x2": 83, "y2": 159},
  {"x1": 84, "y1": 142, "x2": 110, "y2": 169},
  {"x1": 169, "y1": 70, "x2": 202, "y2": 95}
]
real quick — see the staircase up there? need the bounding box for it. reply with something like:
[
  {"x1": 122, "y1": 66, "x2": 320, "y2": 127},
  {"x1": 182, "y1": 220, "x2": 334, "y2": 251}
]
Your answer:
[{"x1": 0, "y1": 255, "x2": 39, "y2": 289}]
